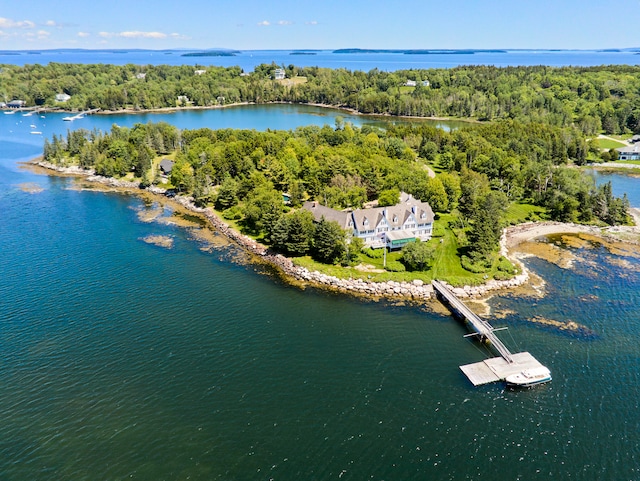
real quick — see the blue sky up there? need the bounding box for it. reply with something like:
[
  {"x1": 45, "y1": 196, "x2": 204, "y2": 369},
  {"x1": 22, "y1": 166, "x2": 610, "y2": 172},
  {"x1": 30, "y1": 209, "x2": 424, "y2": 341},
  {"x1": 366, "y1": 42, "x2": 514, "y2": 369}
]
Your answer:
[{"x1": 1, "y1": 0, "x2": 639, "y2": 50}]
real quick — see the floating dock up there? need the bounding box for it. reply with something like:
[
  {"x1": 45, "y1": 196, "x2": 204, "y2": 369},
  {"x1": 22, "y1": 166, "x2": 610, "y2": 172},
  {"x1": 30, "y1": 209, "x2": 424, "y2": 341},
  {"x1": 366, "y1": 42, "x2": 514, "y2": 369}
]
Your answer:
[{"x1": 432, "y1": 280, "x2": 549, "y2": 386}]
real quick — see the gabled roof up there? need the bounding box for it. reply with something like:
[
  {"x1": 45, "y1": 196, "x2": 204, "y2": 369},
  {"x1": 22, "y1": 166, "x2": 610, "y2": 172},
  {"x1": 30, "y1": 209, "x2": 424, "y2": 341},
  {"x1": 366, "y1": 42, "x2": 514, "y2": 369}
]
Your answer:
[
  {"x1": 303, "y1": 201, "x2": 351, "y2": 229},
  {"x1": 159, "y1": 159, "x2": 175, "y2": 174},
  {"x1": 617, "y1": 145, "x2": 640, "y2": 154},
  {"x1": 303, "y1": 194, "x2": 434, "y2": 232}
]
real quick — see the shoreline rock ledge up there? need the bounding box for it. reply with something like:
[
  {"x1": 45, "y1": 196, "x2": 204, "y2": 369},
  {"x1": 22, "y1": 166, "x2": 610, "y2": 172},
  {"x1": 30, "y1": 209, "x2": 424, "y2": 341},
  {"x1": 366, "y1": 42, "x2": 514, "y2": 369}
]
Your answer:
[{"x1": 35, "y1": 160, "x2": 532, "y2": 302}]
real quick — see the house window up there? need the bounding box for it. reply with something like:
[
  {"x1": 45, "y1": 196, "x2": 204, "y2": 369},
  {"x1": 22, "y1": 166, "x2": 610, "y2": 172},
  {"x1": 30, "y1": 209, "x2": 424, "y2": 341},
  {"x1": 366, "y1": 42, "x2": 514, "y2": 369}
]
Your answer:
[
  {"x1": 421, "y1": 212, "x2": 426, "y2": 219},
  {"x1": 393, "y1": 215, "x2": 398, "y2": 223}
]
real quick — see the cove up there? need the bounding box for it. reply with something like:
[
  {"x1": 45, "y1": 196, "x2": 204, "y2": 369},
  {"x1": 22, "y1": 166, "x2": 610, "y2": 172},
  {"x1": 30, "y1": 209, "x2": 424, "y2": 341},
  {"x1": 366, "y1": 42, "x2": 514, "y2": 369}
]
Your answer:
[{"x1": 2, "y1": 105, "x2": 640, "y2": 480}]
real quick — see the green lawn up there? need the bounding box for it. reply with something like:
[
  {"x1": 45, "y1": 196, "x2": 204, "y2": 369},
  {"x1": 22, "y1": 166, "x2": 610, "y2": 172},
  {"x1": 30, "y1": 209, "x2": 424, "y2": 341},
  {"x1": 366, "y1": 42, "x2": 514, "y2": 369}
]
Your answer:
[
  {"x1": 597, "y1": 138, "x2": 626, "y2": 150},
  {"x1": 612, "y1": 159, "x2": 640, "y2": 165},
  {"x1": 503, "y1": 202, "x2": 548, "y2": 225},
  {"x1": 290, "y1": 212, "x2": 518, "y2": 287}
]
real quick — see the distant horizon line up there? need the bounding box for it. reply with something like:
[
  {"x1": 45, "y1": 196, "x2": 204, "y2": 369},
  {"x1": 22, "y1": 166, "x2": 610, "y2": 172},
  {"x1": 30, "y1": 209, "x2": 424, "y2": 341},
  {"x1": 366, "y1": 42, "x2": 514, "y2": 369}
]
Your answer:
[{"x1": 1, "y1": 47, "x2": 640, "y2": 53}]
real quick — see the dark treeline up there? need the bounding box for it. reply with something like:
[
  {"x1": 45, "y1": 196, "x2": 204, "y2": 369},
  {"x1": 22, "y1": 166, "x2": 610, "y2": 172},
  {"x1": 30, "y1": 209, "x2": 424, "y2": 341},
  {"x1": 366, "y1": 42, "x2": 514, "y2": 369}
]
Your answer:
[
  {"x1": 43, "y1": 119, "x2": 629, "y2": 266},
  {"x1": 4, "y1": 62, "x2": 640, "y2": 134}
]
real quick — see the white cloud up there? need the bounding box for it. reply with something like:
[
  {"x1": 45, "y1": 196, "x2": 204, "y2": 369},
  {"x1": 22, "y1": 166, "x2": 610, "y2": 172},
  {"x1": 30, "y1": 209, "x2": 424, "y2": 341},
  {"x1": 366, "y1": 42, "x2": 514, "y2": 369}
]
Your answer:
[
  {"x1": 257, "y1": 20, "x2": 270, "y2": 27},
  {"x1": 0, "y1": 17, "x2": 35, "y2": 29},
  {"x1": 122, "y1": 31, "x2": 167, "y2": 38},
  {"x1": 98, "y1": 30, "x2": 186, "y2": 40},
  {"x1": 45, "y1": 20, "x2": 57, "y2": 27},
  {"x1": 278, "y1": 20, "x2": 293, "y2": 26},
  {"x1": 306, "y1": 21, "x2": 319, "y2": 25},
  {"x1": 25, "y1": 30, "x2": 50, "y2": 41},
  {"x1": 77, "y1": 31, "x2": 90, "y2": 38}
]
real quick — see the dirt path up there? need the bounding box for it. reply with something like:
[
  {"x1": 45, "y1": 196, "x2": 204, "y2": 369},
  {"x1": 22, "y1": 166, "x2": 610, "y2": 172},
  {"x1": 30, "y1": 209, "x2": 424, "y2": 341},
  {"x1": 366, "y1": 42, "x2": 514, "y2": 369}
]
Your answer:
[{"x1": 597, "y1": 134, "x2": 630, "y2": 146}]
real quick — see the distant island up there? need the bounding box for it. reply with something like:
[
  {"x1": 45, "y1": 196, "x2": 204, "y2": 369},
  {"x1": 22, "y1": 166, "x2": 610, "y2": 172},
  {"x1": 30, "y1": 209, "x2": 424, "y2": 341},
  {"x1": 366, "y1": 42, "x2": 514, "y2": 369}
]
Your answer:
[
  {"x1": 333, "y1": 48, "x2": 507, "y2": 55},
  {"x1": 290, "y1": 52, "x2": 318, "y2": 56},
  {"x1": 181, "y1": 50, "x2": 239, "y2": 57}
]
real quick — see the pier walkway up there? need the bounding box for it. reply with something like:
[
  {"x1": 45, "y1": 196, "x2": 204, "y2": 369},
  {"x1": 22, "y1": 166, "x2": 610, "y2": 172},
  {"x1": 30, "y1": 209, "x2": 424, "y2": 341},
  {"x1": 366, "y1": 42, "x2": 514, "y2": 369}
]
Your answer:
[
  {"x1": 63, "y1": 108, "x2": 100, "y2": 121},
  {"x1": 432, "y1": 280, "x2": 513, "y2": 363},
  {"x1": 432, "y1": 280, "x2": 548, "y2": 386}
]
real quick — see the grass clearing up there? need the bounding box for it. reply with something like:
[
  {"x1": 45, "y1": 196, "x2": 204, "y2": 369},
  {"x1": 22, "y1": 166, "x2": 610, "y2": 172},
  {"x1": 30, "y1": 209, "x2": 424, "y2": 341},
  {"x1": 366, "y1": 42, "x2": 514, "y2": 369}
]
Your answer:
[
  {"x1": 597, "y1": 138, "x2": 626, "y2": 150},
  {"x1": 503, "y1": 202, "x2": 548, "y2": 225}
]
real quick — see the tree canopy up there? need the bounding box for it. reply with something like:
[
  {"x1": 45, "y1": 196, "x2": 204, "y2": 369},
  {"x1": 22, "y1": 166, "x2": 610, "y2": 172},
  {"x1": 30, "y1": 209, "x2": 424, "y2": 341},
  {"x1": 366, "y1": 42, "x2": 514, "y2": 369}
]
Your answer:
[{"x1": 6, "y1": 62, "x2": 640, "y2": 135}]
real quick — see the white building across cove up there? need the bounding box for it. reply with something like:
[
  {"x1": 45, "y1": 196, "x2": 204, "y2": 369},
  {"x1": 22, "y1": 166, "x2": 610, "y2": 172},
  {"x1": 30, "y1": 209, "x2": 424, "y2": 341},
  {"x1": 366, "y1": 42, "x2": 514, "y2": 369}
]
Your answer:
[{"x1": 303, "y1": 193, "x2": 434, "y2": 250}]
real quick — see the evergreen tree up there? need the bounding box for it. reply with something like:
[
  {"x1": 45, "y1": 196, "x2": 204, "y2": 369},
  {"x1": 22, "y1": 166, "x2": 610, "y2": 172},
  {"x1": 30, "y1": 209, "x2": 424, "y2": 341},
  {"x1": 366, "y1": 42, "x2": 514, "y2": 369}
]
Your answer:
[{"x1": 312, "y1": 218, "x2": 346, "y2": 264}]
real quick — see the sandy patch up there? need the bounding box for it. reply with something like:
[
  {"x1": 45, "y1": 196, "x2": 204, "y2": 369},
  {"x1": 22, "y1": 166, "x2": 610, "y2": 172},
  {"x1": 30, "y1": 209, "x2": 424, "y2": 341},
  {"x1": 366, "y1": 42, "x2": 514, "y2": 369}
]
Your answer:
[
  {"x1": 157, "y1": 214, "x2": 202, "y2": 229},
  {"x1": 18, "y1": 182, "x2": 44, "y2": 193},
  {"x1": 529, "y1": 315, "x2": 596, "y2": 337},
  {"x1": 515, "y1": 240, "x2": 577, "y2": 269},
  {"x1": 188, "y1": 227, "x2": 232, "y2": 251},
  {"x1": 135, "y1": 206, "x2": 165, "y2": 223},
  {"x1": 141, "y1": 235, "x2": 174, "y2": 249},
  {"x1": 353, "y1": 263, "x2": 385, "y2": 273}
]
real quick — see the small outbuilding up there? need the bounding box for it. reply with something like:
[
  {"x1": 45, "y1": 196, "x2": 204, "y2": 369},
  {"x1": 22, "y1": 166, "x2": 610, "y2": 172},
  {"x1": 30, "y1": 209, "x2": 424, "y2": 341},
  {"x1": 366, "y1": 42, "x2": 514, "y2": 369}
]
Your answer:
[
  {"x1": 159, "y1": 159, "x2": 175, "y2": 175},
  {"x1": 7, "y1": 100, "x2": 26, "y2": 108}
]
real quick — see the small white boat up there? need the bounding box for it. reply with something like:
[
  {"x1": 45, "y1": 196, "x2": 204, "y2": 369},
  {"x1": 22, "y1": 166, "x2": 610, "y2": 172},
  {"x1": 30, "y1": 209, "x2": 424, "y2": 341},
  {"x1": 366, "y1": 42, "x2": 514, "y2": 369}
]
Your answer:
[
  {"x1": 62, "y1": 116, "x2": 74, "y2": 121},
  {"x1": 30, "y1": 124, "x2": 37, "y2": 128},
  {"x1": 505, "y1": 366, "x2": 551, "y2": 387},
  {"x1": 4, "y1": 110, "x2": 15, "y2": 114},
  {"x1": 30, "y1": 131, "x2": 42, "y2": 135}
]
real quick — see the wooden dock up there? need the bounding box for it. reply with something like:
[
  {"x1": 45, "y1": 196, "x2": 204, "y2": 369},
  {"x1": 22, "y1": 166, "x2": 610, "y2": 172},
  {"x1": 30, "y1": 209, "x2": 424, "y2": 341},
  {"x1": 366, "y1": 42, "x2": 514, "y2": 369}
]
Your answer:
[
  {"x1": 432, "y1": 280, "x2": 549, "y2": 386},
  {"x1": 63, "y1": 108, "x2": 100, "y2": 121}
]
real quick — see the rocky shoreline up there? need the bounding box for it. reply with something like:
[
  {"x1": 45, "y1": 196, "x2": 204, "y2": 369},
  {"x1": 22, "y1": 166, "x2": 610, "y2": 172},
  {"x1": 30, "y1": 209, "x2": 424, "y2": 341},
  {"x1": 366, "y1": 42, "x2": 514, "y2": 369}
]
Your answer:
[{"x1": 34, "y1": 161, "x2": 566, "y2": 302}]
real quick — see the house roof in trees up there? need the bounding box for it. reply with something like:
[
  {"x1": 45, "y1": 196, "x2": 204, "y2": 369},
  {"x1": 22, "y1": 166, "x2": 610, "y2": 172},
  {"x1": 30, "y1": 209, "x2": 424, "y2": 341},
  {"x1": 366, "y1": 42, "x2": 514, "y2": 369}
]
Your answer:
[
  {"x1": 159, "y1": 159, "x2": 175, "y2": 174},
  {"x1": 617, "y1": 145, "x2": 640, "y2": 154},
  {"x1": 303, "y1": 201, "x2": 351, "y2": 229},
  {"x1": 303, "y1": 193, "x2": 434, "y2": 232}
]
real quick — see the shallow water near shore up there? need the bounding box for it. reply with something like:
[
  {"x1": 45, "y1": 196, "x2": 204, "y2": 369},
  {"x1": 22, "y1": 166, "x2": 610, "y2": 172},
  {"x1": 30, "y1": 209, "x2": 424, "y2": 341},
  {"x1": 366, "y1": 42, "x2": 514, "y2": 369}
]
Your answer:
[{"x1": 2, "y1": 109, "x2": 640, "y2": 479}]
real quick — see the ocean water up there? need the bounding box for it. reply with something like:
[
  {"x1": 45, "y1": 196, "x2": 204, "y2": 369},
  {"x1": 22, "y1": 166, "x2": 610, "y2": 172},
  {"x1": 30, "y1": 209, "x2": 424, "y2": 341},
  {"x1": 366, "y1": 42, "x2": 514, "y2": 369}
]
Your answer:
[
  {"x1": 1, "y1": 108, "x2": 640, "y2": 479},
  {"x1": 1, "y1": 49, "x2": 640, "y2": 71}
]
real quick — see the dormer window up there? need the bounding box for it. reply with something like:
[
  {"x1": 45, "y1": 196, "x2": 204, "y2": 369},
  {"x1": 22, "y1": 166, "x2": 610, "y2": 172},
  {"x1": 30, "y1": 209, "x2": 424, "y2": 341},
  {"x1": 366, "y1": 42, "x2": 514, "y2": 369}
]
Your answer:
[
  {"x1": 421, "y1": 212, "x2": 426, "y2": 219},
  {"x1": 363, "y1": 217, "x2": 369, "y2": 226},
  {"x1": 393, "y1": 215, "x2": 398, "y2": 223}
]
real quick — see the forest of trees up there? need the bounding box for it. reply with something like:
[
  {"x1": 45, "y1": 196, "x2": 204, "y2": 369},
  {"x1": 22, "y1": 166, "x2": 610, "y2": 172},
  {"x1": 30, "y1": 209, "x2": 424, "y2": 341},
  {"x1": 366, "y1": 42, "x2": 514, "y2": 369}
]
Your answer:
[
  {"x1": 43, "y1": 118, "x2": 630, "y2": 271},
  {"x1": 4, "y1": 62, "x2": 640, "y2": 135}
]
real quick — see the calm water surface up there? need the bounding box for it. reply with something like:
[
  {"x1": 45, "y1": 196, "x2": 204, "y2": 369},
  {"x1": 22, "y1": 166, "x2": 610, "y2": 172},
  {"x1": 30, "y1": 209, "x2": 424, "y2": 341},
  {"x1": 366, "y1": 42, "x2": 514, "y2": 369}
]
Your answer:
[
  {"x1": 1, "y1": 108, "x2": 640, "y2": 480},
  {"x1": 2, "y1": 49, "x2": 640, "y2": 70}
]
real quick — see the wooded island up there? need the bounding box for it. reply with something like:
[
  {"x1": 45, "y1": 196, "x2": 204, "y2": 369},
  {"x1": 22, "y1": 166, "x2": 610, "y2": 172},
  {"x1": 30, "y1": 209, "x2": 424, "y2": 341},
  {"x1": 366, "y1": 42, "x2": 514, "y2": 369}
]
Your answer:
[{"x1": 8, "y1": 61, "x2": 632, "y2": 285}]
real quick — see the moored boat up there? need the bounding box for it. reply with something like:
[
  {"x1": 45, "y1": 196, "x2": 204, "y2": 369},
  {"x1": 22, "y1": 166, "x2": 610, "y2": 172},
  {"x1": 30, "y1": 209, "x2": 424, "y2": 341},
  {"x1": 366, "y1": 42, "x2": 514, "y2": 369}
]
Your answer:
[{"x1": 505, "y1": 366, "x2": 552, "y2": 387}]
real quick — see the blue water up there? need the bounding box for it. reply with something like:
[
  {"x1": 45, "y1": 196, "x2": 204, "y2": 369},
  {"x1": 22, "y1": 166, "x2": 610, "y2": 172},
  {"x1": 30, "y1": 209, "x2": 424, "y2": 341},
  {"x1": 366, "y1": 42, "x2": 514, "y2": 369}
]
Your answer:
[
  {"x1": 1, "y1": 104, "x2": 461, "y2": 151},
  {"x1": 590, "y1": 169, "x2": 640, "y2": 206},
  {"x1": 2, "y1": 49, "x2": 640, "y2": 71},
  {"x1": 2, "y1": 107, "x2": 640, "y2": 480}
]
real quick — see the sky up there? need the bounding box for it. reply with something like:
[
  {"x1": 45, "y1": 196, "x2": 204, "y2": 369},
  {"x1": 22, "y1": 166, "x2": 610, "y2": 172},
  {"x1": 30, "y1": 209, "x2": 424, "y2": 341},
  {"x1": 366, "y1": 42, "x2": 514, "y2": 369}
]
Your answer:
[{"x1": 1, "y1": 0, "x2": 639, "y2": 51}]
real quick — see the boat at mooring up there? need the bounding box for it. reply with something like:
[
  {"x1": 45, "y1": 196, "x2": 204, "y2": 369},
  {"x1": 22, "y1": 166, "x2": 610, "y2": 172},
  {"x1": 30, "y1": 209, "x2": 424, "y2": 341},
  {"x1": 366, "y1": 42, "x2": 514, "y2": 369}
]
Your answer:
[{"x1": 505, "y1": 366, "x2": 552, "y2": 387}]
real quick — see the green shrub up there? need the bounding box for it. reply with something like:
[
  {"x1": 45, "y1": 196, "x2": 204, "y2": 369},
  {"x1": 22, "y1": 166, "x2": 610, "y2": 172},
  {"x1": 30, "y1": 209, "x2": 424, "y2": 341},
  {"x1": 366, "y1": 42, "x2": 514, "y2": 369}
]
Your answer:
[
  {"x1": 431, "y1": 223, "x2": 446, "y2": 237},
  {"x1": 497, "y1": 256, "x2": 517, "y2": 274},
  {"x1": 461, "y1": 255, "x2": 489, "y2": 273},
  {"x1": 363, "y1": 247, "x2": 384, "y2": 259},
  {"x1": 384, "y1": 260, "x2": 406, "y2": 272},
  {"x1": 493, "y1": 271, "x2": 512, "y2": 281},
  {"x1": 222, "y1": 206, "x2": 243, "y2": 220}
]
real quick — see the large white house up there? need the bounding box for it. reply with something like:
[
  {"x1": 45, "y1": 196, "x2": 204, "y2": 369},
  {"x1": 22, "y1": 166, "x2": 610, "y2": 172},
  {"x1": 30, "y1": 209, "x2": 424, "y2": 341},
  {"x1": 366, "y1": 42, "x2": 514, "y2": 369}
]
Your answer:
[
  {"x1": 303, "y1": 193, "x2": 434, "y2": 249},
  {"x1": 617, "y1": 144, "x2": 640, "y2": 160}
]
